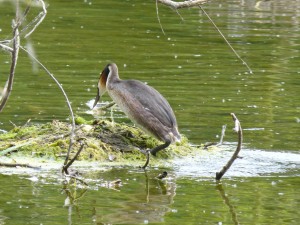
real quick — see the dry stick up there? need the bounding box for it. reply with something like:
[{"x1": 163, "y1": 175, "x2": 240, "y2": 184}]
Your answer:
[
  {"x1": 199, "y1": 6, "x2": 253, "y2": 74},
  {"x1": 0, "y1": 162, "x2": 40, "y2": 169},
  {"x1": 63, "y1": 141, "x2": 85, "y2": 174},
  {"x1": 216, "y1": 113, "x2": 242, "y2": 180},
  {"x1": 157, "y1": 0, "x2": 208, "y2": 9},
  {"x1": 0, "y1": 43, "x2": 13, "y2": 52},
  {"x1": 19, "y1": 46, "x2": 76, "y2": 169},
  {"x1": 0, "y1": 1, "x2": 46, "y2": 110}
]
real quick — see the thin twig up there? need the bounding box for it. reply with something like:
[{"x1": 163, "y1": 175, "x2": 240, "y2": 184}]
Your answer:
[
  {"x1": 0, "y1": 162, "x2": 40, "y2": 169},
  {"x1": 0, "y1": 44, "x2": 13, "y2": 53},
  {"x1": 24, "y1": 0, "x2": 47, "y2": 38},
  {"x1": 199, "y1": 6, "x2": 253, "y2": 74},
  {"x1": 216, "y1": 124, "x2": 226, "y2": 146},
  {"x1": 63, "y1": 140, "x2": 85, "y2": 174},
  {"x1": 216, "y1": 113, "x2": 242, "y2": 180},
  {"x1": 203, "y1": 124, "x2": 227, "y2": 149},
  {"x1": 19, "y1": 46, "x2": 76, "y2": 168},
  {"x1": 156, "y1": 0, "x2": 166, "y2": 35}
]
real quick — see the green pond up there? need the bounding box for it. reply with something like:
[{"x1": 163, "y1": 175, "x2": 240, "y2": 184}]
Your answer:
[{"x1": 0, "y1": 0, "x2": 300, "y2": 224}]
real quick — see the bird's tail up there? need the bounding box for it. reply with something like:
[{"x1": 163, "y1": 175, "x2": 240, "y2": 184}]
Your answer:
[{"x1": 170, "y1": 127, "x2": 181, "y2": 143}]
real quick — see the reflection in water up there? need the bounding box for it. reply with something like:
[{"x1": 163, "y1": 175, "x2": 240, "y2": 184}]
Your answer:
[
  {"x1": 216, "y1": 182, "x2": 239, "y2": 225},
  {"x1": 61, "y1": 169, "x2": 177, "y2": 224},
  {"x1": 94, "y1": 173, "x2": 176, "y2": 224},
  {"x1": 63, "y1": 185, "x2": 88, "y2": 225},
  {"x1": 0, "y1": 165, "x2": 300, "y2": 224}
]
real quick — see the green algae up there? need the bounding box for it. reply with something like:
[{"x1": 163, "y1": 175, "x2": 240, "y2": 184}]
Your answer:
[{"x1": 0, "y1": 117, "x2": 204, "y2": 165}]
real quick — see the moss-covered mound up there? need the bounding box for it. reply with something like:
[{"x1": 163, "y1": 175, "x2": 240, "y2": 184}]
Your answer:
[{"x1": 0, "y1": 117, "x2": 202, "y2": 165}]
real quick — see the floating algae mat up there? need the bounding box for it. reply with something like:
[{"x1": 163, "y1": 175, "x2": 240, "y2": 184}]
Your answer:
[{"x1": 0, "y1": 117, "x2": 200, "y2": 167}]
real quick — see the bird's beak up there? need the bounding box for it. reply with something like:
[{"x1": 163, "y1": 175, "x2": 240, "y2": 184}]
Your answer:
[{"x1": 92, "y1": 87, "x2": 100, "y2": 109}]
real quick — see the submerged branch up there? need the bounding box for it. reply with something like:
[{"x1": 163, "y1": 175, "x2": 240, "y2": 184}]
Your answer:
[{"x1": 216, "y1": 113, "x2": 243, "y2": 180}]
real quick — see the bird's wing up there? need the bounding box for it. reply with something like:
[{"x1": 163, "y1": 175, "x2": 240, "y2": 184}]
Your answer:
[{"x1": 122, "y1": 80, "x2": 177, "y2": 129}]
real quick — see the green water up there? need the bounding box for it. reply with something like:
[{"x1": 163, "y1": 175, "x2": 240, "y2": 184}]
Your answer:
[
  {"x1": 0, "y1": 167, "x2": 300, "y2": 225},
  {"x1": 0, "y1": 0, "x2": 300, "y2": 224}
]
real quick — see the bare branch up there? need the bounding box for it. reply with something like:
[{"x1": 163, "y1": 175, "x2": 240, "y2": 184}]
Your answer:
[
  {"x1": 157, "y1": 0, "x2": 208, "y2": 9},
  {"x1": 19, "y1": 45, "x2": 76, "y2": 168},
  {"x1": 0, "y1": 20, "x2": 20, "y2": 112},
  {"x1": 62, "y1": 140, "x2": 85, "y2": 174},
  {"x1": 0, "y1": 43, "x2": 13, "y2": 53},
  {"x1": 216, "y1": 113, "x2": 243, "y2": 180},
  {"x1": 156, "y1": 0, "x2": 165, "y2": 35}
]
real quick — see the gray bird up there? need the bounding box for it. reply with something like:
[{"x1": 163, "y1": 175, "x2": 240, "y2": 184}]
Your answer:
[{"x1": 93, "y1": 63, "x2": 181, "y2": 168}]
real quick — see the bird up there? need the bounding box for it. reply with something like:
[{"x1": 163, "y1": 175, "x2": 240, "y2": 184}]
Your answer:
[{"x1": 93, "y1": 63, "x2": 181, "y2": 168}]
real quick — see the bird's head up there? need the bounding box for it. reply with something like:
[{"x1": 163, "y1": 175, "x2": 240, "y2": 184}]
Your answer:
[{"x1": 92, "y1": 64, "x2": 111, "y2": 109}]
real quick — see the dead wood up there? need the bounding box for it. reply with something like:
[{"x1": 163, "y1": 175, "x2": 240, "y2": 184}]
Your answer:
[{"x1": 216, "y1": 113, "x2": 243, "y2": 180}]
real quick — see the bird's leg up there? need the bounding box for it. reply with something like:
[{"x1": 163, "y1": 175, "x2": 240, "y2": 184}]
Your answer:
[
  {"x1": 150, "y1": 141, "x2": 171, "y2": 156},
  {"x1": 140, "y1": 150, "x2": 150, "y2": 169},
  {"x1": 139, "y1": 141, "x2": 171, "y2": 169}
]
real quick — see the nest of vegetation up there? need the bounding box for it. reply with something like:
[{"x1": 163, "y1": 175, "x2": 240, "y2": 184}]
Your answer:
[{"x1": 0, "y1": 117, "x2": 203, "y2": 165}]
